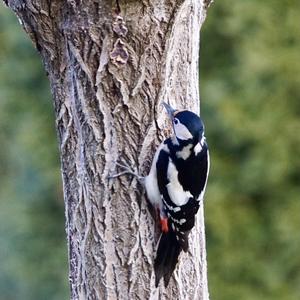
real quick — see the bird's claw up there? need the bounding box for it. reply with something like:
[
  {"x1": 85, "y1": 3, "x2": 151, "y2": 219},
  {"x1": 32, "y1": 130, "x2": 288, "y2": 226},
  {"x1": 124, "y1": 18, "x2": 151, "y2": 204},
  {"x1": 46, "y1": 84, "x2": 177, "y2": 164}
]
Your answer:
[{"x1": 108, "y1": 161, "x2": 145, "y2": 184}]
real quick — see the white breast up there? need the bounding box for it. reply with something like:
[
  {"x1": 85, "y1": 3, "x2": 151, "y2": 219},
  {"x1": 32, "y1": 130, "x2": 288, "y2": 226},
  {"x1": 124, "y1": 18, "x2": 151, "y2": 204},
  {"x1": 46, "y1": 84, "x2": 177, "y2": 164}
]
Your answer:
[{"x1": 145, "y1": 142, "x2": 169, "y2": 212}]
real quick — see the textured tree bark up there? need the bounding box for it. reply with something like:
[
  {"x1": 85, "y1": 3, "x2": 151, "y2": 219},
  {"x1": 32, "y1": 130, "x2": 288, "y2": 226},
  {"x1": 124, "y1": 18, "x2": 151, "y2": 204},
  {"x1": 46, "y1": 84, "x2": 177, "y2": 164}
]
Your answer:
[{"x1": 4, "y1": 0, "x2": 212, "y2": 299}]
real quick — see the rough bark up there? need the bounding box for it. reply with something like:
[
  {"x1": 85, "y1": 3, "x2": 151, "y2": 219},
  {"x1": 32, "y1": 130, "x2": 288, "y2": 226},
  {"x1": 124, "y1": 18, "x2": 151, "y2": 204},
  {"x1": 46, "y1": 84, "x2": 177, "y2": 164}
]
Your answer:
[{"x1": 4, "y1": 0, "x2": 212, "y2": 299}]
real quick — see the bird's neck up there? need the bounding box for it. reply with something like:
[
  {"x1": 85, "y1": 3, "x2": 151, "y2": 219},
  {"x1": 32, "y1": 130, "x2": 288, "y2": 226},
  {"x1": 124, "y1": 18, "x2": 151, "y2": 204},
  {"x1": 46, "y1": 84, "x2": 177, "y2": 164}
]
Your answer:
[
  {"x1": 169, "y1": 135, "x2": 194, "y2": 151},
  {"x1": 169, "y1": 134, "x2": 206, "y2": 157}
]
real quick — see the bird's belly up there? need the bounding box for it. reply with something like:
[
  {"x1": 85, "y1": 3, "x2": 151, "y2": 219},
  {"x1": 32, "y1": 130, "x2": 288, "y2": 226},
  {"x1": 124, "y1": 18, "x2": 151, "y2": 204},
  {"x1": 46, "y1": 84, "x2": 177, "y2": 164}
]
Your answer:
[{"x1": 145, "y1": 171, "x2": 161, "y2": 208}]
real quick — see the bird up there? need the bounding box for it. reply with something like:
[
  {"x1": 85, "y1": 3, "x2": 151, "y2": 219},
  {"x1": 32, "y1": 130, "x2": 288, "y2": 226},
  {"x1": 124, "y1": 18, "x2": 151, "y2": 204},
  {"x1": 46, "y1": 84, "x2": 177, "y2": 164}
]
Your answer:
[
  {"x1": 144, "y1": 102, "x2": 210, "y2": 287},
  {"x1": 109, "y1": 102, "x2": 210, "y2": 287}
]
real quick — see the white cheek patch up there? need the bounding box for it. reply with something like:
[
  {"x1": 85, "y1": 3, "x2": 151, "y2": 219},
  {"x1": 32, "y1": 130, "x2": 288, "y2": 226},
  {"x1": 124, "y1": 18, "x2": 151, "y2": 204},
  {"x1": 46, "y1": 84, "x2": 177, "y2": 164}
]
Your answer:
[{"x1": 174, "y1": 122, "x2": 193, "y2": 140}]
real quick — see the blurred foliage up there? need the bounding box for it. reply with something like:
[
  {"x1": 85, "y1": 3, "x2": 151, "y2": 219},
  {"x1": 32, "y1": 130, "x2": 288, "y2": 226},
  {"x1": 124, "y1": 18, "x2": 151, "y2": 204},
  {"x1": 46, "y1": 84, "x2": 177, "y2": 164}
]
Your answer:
[
  {"x1": 201, "y1": 1, "x2": 300, "y2": 300},
  {"x1": 0, "y1": 4, "x2": 68, "y2": 300},
  {"x1": 1, "y1": 1, "x2": 299, "y2": 300}
]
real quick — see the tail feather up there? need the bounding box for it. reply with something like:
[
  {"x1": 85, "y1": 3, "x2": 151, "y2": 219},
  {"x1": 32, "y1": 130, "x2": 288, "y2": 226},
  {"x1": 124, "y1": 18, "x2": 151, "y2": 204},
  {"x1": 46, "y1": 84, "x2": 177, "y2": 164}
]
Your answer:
[{"x1": 154, "y1": 231, "x2": 182, "y2": 287}]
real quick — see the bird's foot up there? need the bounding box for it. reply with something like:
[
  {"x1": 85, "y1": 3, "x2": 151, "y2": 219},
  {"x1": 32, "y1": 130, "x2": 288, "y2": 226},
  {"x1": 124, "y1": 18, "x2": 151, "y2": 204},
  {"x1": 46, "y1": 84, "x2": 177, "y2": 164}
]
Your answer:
[{"x1": 108, "y1": 161, "x2": 145, "y2": 184}]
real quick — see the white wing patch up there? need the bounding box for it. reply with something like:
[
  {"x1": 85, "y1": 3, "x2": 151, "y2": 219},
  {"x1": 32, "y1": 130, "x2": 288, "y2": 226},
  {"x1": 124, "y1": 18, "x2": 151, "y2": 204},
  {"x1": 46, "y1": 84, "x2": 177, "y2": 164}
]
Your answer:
[
  {"x1": 176, "y1": 144, "x2": 193, "y2": 160},
  {"x1": 166, "y1": 159, "x2": 192, "y2": 206},
  {"x1": 170, "y1": 215, "x2": 186, "y2": 225},
  {"x1": 164, "y1": 199, "x2": 181, "y2": 212}
]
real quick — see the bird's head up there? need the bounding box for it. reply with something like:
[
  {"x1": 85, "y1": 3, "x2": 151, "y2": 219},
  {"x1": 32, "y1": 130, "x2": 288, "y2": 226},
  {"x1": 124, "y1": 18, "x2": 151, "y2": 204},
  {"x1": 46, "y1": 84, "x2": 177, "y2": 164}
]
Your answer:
[{"x1": 162, "y1": 102, "x2": 205, "y2": 144}]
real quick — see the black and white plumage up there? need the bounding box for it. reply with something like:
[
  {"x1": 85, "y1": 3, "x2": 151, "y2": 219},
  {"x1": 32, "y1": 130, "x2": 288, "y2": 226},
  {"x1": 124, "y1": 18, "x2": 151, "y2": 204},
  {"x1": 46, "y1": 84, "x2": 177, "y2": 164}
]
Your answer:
[{"x1": 145, "y1": 102, "x2": 210, "y2": 287}]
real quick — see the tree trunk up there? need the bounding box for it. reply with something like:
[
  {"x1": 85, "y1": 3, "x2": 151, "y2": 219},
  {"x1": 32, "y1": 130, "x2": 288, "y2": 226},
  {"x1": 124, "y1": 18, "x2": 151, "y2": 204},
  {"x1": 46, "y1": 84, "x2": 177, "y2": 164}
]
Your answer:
[{"x1": 4, "y1": 0, "x2": 211, "y2": 299}]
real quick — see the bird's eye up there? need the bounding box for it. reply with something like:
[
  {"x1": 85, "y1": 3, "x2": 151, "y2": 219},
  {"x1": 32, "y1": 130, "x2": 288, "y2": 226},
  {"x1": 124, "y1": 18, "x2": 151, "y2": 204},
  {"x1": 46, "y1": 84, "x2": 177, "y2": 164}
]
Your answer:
[{"x1": 174, "y1": 118, "x2": 179, "y2": 125}]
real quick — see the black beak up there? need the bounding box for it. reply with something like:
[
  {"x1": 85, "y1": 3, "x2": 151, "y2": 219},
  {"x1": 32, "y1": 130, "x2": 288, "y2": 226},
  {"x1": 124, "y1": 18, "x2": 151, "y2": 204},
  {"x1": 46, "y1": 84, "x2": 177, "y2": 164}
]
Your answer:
[{"x1": 162, "y1": 102, "x2": 176, "y2": 120}]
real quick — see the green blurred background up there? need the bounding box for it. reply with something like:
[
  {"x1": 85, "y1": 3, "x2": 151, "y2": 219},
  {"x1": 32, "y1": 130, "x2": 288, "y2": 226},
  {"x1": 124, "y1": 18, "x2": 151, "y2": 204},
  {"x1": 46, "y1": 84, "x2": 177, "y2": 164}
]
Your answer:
[
  {"x1": 0, "y1": 4, "x2": 68, "y2": 300},
  {"x1": 0, "y1": 1, "x2": 299, "y2": 299}
]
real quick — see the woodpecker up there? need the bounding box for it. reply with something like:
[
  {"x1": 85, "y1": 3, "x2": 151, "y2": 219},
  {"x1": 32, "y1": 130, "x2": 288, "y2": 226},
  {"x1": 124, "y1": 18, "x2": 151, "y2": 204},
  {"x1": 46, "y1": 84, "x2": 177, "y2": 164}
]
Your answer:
[
  {"x1": 144, "y1": 102, "x2": 210, "y2": 287},
  {"x1": 109, "y1": 102, "x2": 210, "y2": 287}
]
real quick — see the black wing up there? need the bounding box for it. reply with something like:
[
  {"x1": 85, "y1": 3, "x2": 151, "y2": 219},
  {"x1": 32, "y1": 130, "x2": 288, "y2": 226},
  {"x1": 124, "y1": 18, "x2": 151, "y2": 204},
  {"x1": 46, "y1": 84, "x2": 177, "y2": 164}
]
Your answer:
[
  {"x1": 176, "y1": 142, "x2": 209, "y2": 200},
  {"x1": 154, "y1": 140, "x2": 209, "y2": 286}
]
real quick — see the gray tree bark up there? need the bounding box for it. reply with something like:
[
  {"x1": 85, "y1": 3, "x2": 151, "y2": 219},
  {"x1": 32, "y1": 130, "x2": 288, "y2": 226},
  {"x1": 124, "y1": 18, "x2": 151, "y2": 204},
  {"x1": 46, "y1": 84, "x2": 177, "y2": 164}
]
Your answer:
[{"x1": 3, "y1": 0, "x2": 212, "y2": 299}]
